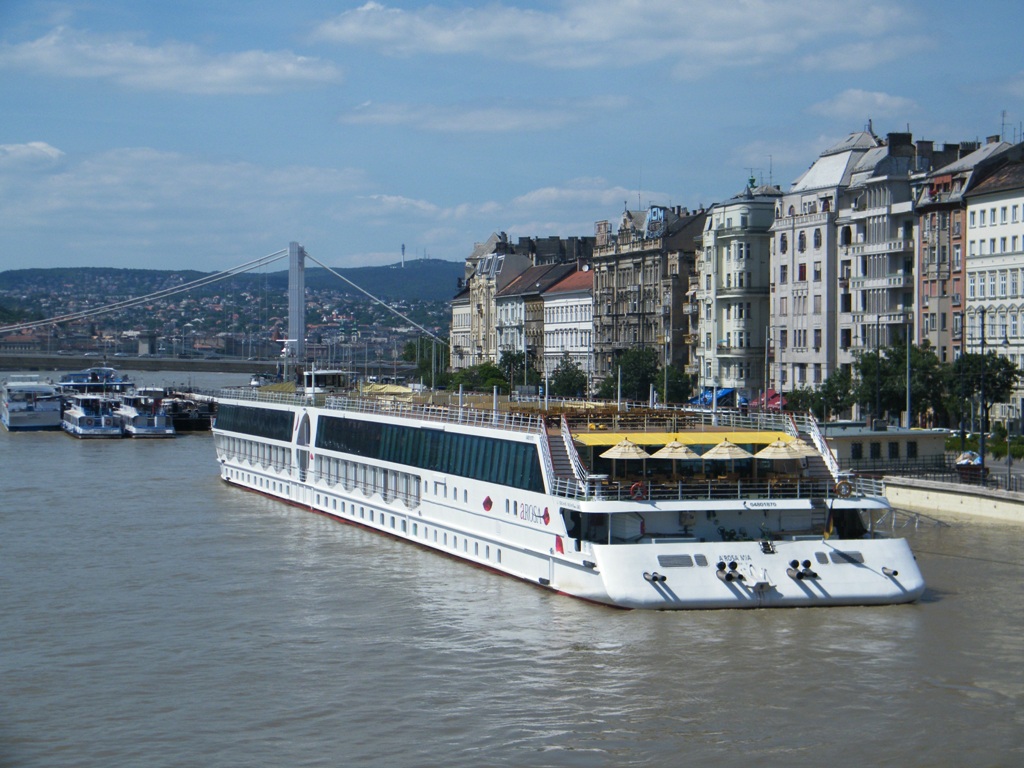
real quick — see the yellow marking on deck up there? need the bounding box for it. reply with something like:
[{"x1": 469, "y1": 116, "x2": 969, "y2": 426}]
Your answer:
[{"x1": 572, "y1": 431, "x2": 794, "y2": 447}]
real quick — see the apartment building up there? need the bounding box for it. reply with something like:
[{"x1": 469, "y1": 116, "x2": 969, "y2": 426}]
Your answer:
[
  {"x1": 963, "y1": 152, "x2": 1024, "y2": 431},
  {"x1": 460, "y1": 232, "x2": 532, "y2": 369},
  {"x1": 592, "y1": 204, "x2": 707, "y2": 382},
  {"x1": 495, "y1": 263, "x2": 576, "y2": 372},
  {"x1": 541, "y1": 267, "x2": 594, "y2": 385},
  {"x1": 694, "y1": 178, "x2": 781, "y2": 403},
  {"x1": 915, "y1": 138, "x2": 1012, "y2": 362},
  {"x1": 771, "y1": 131, "x2": 879, "y2": 392}
]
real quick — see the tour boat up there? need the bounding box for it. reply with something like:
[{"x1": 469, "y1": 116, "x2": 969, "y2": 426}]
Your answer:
[
  {"x1": 212, "y1": 390, "x2": 925, "y2": 610},
  {"x1": 1, "y1": 375, "x2": 62, "y2": 431},
  {"x1": 114, "y1": 390, "x2": 176, "y2": 438},
  {"x1": 59, "y1": 367, "x2": 135, "y2": 395},
  {"x1": 62, "y1": 394, "x2": 123, "y2": 438}
]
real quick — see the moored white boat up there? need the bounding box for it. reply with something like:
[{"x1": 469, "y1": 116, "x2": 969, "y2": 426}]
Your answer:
[
  {"x1": 211, "y1": 390, "x2": 925, "y2": 610},
  {"x1": 59, "y1": 367, "x2": 134, "y2": 395},
  {"x1": 114, "y1": 390, "x2": 176, "y2": 438},
  {"x1": 62, "y1": 394, "x2": 123, "y2": 438},
  {"x1": 2, "y1": 375, "x2": 62, "y2": 431}
]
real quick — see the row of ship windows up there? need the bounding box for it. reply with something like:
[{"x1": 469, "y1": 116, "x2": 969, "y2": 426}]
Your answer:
[
  {"x1": 225, "y1": 465, "x2": 505, "y2": 566},
  {"x1": 216, "y1": 435, "x2": 292, "y2": 471},
  {"x1": 220, "y1": 435, "x2": 487, "y2": 509}
]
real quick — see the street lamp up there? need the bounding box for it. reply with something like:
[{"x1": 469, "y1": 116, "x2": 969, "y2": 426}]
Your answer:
[
  {"x1": 875, "y1": 314, "x2": 881, "y2": 425},
  {"x1": 980, "y1": 307, "x2": 987, "y2": 482}
]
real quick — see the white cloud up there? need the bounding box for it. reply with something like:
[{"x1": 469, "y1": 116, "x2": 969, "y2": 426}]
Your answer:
[
  {"x1": 0, "y1": 146, "x2": 368, "y2": 267},
  {"x1": 313, "y1": 0, "x2": 918, "y2": 78},
  {"x1": 0, "y1": 141, "x2": 66, "y2": 170},
  {"x1": 0, "y1": 26, "x2": 341, "y2": 94},
  {"x1": 341, "y1": 99, "x2": 610, "y2": 133},
  {"x1": 808, "y1": 89, "x2": 918, "y2": 121}
]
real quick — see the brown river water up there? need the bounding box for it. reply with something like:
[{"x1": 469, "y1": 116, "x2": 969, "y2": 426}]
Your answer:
[{"x1": 2, "y1": 371, "x2": 1022, "y2": 767}]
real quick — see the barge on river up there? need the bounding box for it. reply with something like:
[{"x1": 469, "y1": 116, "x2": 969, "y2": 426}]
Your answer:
[{"x1": 211, "y1": 390, "x2": 925, "y2": 609}]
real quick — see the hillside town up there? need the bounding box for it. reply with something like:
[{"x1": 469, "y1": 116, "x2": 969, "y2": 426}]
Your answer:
[{"x1": 453, "y1": 127, "x2": 1024, "y2": 436}]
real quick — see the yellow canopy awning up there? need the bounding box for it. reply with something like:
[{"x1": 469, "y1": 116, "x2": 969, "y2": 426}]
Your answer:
[{"x1": 572, "y1": 430, "x2": 794, "y2": 448}]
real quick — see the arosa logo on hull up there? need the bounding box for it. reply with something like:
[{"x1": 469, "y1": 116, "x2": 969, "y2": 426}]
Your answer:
[{"x1": 483, "y1": 496, "x2": 549, "y2": 526}]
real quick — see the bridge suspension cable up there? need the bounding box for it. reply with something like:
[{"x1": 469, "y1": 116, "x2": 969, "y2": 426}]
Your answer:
[
  {"x1": 0, "y1": 249, "x2": 288, "y2": 334},
  {"x1": 304, "y1": 250, "x2": 449, "y2": 347}
]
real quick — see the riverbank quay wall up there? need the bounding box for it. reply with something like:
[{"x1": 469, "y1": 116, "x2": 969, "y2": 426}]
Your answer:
[
  {"x1": 885, "y1": 477, "x2": 1024, "y2": 524},
  {"x1": 0, "y1": 353, "x2": 277, "y2": 375}
]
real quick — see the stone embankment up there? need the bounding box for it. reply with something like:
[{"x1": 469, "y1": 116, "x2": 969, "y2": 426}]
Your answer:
[{"x1": 884, "y1": 477, "x2": 1024, "y2": 524}]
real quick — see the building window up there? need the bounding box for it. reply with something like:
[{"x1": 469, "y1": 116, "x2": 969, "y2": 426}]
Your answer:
[
  {"x1": 780, "y1": 265, "x2": 788, "y2": 284},
  {"x1": 813, "y1": 229, "x2": 822, "y2": 249},
  {"x1": 798, "y1": 232, "x2": 807, "y2": 252},
  {"x1": 798, "y1": 263, "x2": 807, "y2": 281},
  {"x1": 780, "y1": 234, "x2": 788, "y2": 254}
]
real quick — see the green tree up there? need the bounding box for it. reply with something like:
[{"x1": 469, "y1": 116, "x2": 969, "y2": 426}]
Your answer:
[
  {"x1": 549, "y1": 353, "x2": 588, "y2": 397},
  {"x1": 595, "y1": 347, "x2": 661, "y2": 401},
  {"x1": 783, "y1": 386, "x2": 821, "y2": 416},
  {"x1": 660, "y1": 365, "x2": 694, "y2": 405},
  {"x1": 951, "y1": 352, "x2": 1021, "y2": 433},
  {"x1": 449, "y1": 362, "x2": 507, "y2": 392},
  {"x1": 818, "y1": 366, "x2": 853, "y2": 420}
]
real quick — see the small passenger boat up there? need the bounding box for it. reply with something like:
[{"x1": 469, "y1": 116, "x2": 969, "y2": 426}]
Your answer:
[
  {"x1": 59, "y1": 367, "x2": 134, "y2": 395},
  {"x1": 1, "y1": 374, "x2": 62, "y2": 431},
  {"x1": 62, "y1": 394, "x2": 123, "y2": 438},
  {"x1": 114, "y1": 389, "x2": 176, "y2": 438}
]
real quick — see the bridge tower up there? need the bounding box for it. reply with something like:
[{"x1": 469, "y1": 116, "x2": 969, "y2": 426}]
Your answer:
[{"x1": 287, "y1": 241, "x2": 306, "y2": 362}]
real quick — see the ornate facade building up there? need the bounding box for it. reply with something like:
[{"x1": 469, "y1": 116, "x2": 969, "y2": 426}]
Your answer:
[
  {"x1": 915, "y1": 138, "x2": 1015, "y2": 362},
  {"x1": 695, "y1": 179, "x2": 781, "y2": 404},
  {"x1": 591, "y1": 205, "x2": 707, "y2": 382}
]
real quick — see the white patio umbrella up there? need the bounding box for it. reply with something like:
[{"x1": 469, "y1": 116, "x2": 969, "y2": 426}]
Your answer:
[
  {"x1": 786, "y1": 438, "x2": 821, "y2": 458},
  {"x1": 701, "y1": 438, "x2": 753, "y2": 475},
  {"x1": 600, "y1": 438, "x2": 651, "y2": 480},
  {"x1": 754, "y1": 439, "x2": 804, "y2": 461},
  {"x1": 651, "y1": 440, "x2": 701, "y2": 478},
  {"x1": 701, "y1": 439, "x2": 753, "y2": 461}
]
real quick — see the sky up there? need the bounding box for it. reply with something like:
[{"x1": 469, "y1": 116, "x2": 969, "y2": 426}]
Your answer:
[{"x1": 1, "y1": 1, "x2": 1022, "y2": 274}]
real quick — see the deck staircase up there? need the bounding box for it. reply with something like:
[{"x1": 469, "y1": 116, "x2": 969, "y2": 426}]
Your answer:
[{"x1": 546, "y1": 426, "x2": 579, "y2": 483}]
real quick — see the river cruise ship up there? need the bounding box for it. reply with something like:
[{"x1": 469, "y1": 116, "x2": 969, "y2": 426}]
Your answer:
[{"x1": 212, "y1": 390, "x2": 925, "y2": 610}]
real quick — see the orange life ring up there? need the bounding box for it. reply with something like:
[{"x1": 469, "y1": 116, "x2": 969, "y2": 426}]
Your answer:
[
  {"x1": 84, "y1": 417, "x2": 94, "y2": 426},
  {"x1": 630, "y1": 481, "x2": 646, "y2": 500},
  {"x1": 835, "y1": 480, "x2": 853, "y2": 498}
]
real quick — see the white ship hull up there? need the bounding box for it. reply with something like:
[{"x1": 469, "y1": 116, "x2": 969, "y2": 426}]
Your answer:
[
  {"x1": 2, "y1": 376, "x2": 62, "y2": 432},
  {"x1": 212, "y1": 392, "x2": 925, "y2": 610}
]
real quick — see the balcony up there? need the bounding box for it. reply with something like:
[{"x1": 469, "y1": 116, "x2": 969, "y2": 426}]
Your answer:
[{"x1": 850, "y1": 270, "x2": 914, "y2": 291}]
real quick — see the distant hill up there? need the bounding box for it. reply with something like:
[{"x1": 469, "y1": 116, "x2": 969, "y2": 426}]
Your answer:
[{"x1": 0, "y1": 259, "x2": 466, "y2": 302}]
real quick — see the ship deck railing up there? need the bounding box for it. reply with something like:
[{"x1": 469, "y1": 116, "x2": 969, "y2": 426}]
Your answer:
[
  {"x1": 550, "y1": 476, "x2": 861, "y2": 503},
  {"x1": 210, "y1": 388, "x2": 547, "y2": 435}
]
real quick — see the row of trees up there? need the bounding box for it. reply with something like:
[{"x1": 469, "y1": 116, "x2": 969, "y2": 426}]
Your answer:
[
  {"x1": 404, "y1": 336, "x2": 1020, "y2": 430},
  {"x1": 403, "y1": 342, "x2": 694, "y2": 402},
  {"x1": 785, "y1": 341, "x2": 1020, "y2": 430}
]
